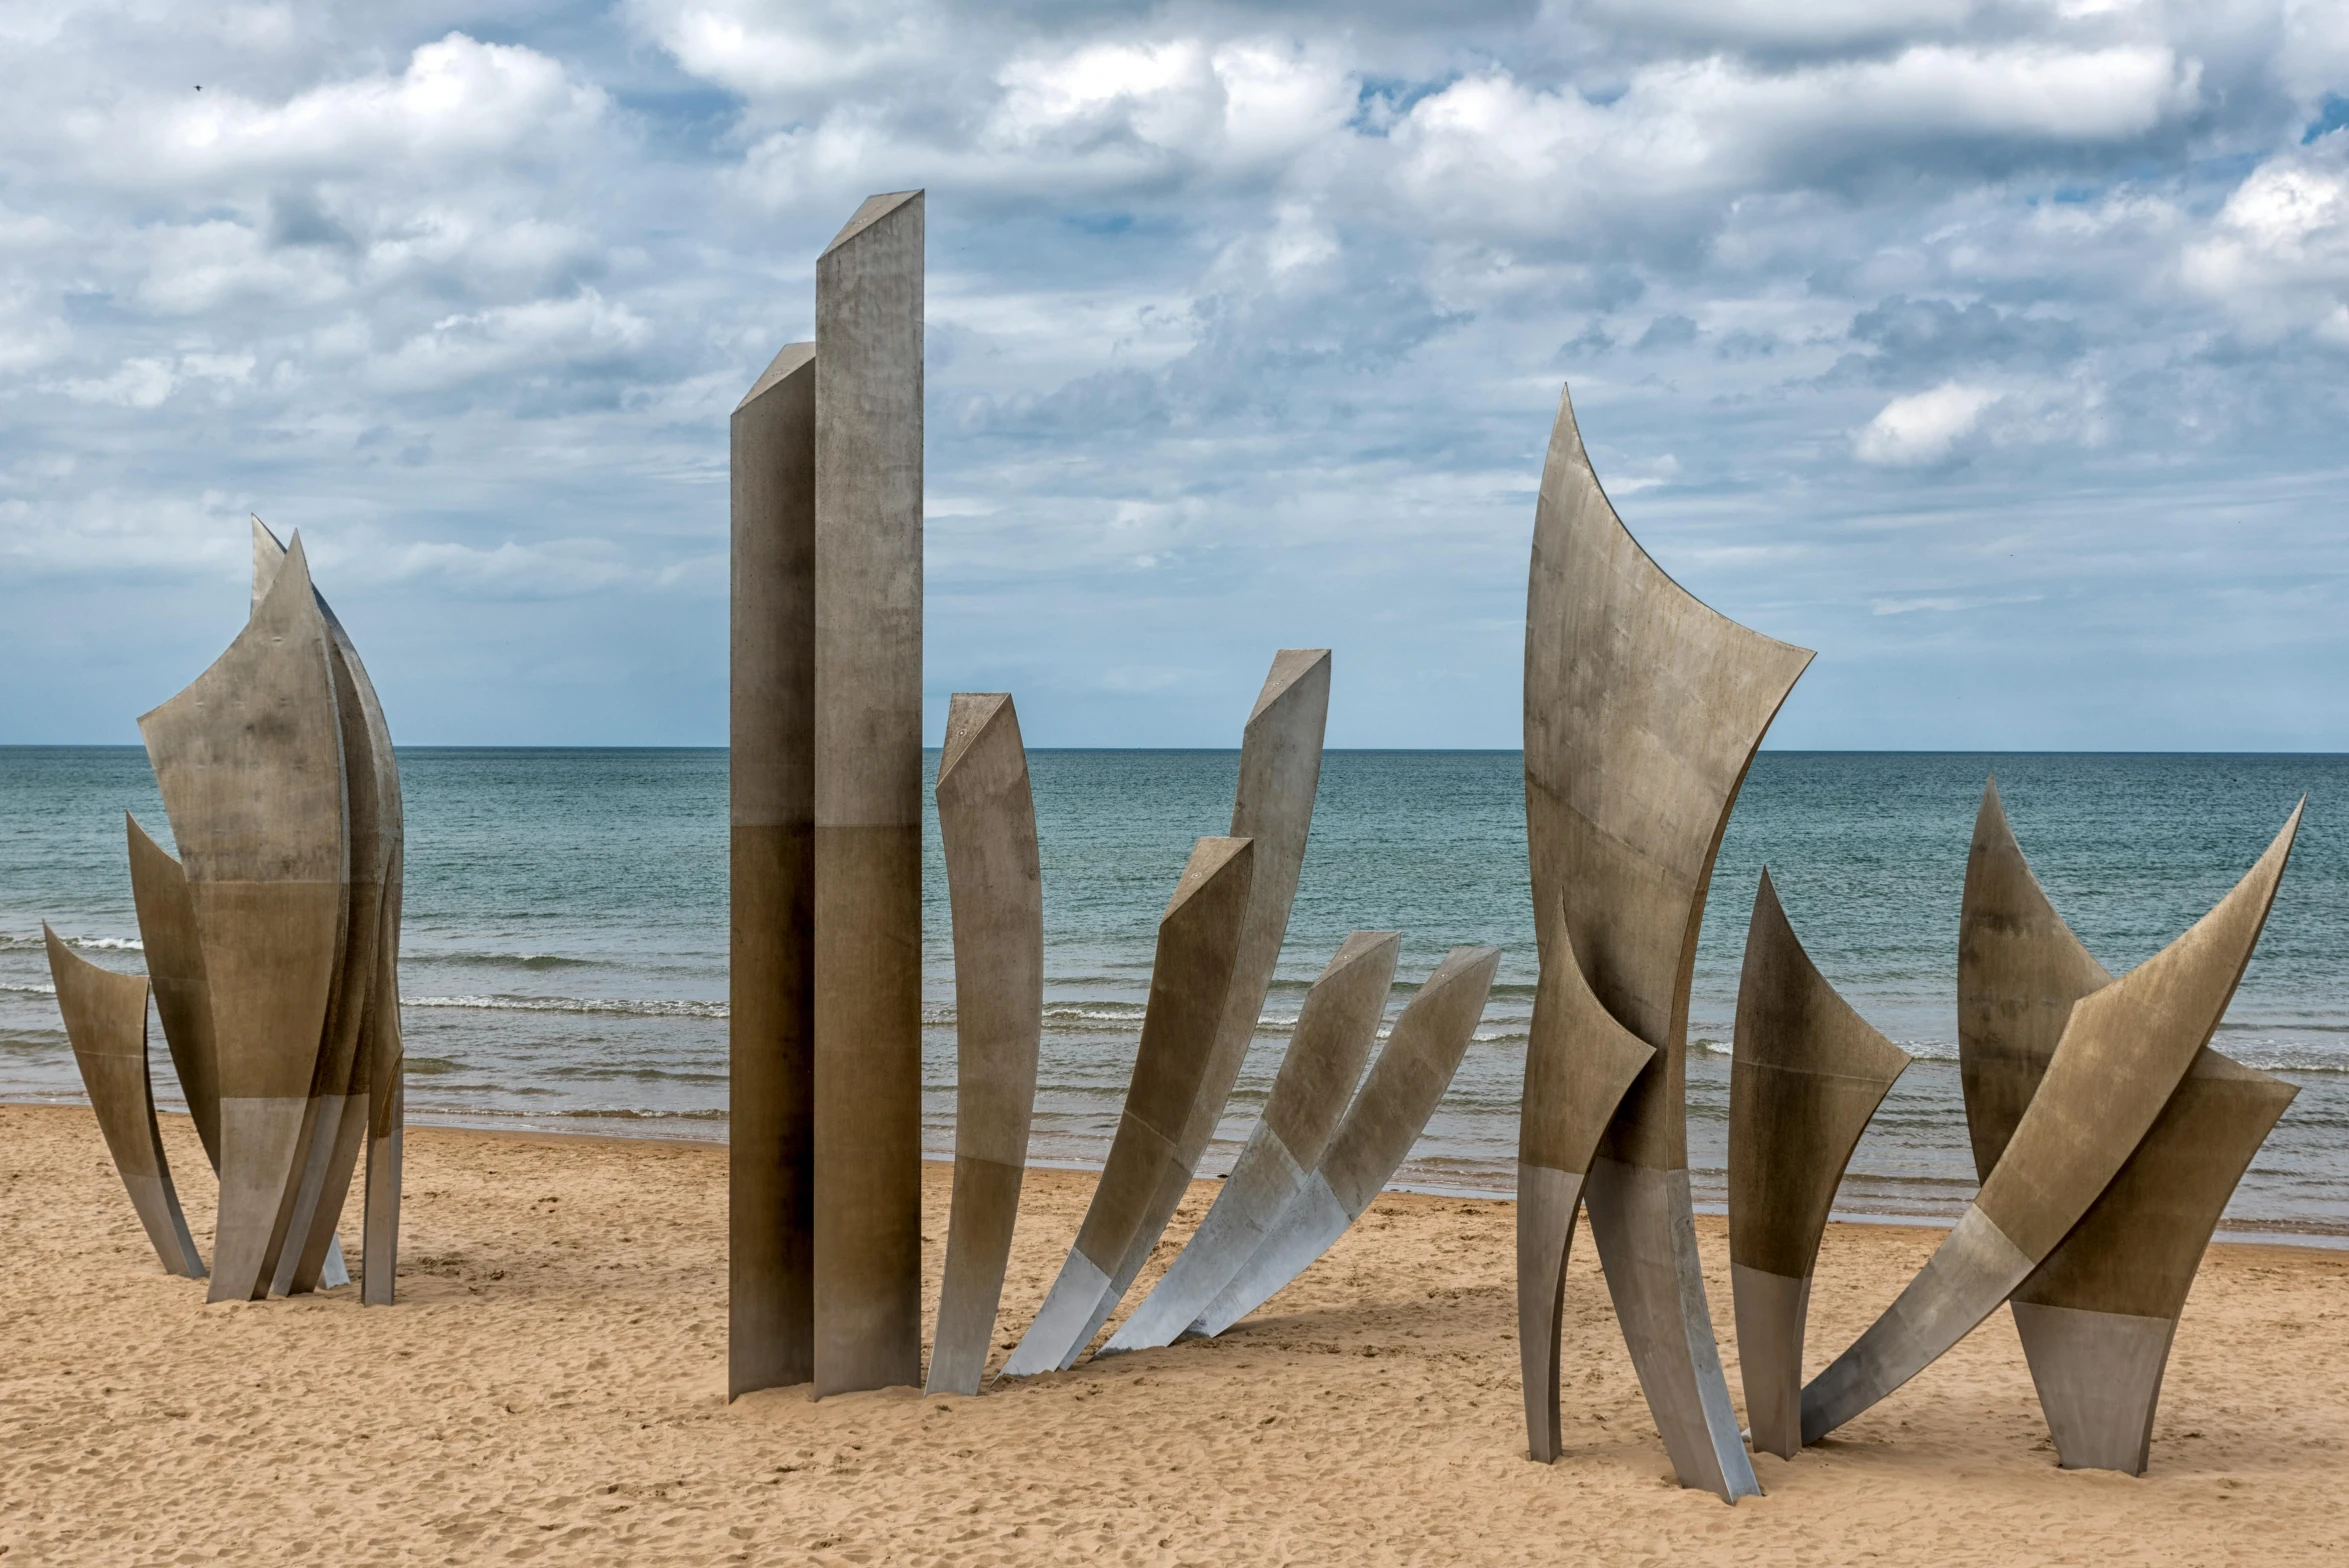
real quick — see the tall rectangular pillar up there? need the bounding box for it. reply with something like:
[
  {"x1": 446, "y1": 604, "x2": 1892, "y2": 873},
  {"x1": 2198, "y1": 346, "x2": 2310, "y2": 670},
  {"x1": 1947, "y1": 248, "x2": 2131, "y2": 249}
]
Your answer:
[
  {"x1": 811, "y1": 190, "x2": 925, "y2": 1395},
  {"x1": 729, "y1": 341, "x2": 817, "y2": 1396}
]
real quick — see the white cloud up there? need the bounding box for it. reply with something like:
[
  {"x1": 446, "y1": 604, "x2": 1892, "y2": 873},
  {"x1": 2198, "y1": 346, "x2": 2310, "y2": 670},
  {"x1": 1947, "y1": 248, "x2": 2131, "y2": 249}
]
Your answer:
[
  {"x1": 1854, "y1": 382, "x2": 1999, "y2": 464},
  {"x1": 61, "y1": 356, "x2": 177, "y2": 407},
  {"x1": 135, "y1": 219, "x2": 351, "y2": 313},
  {"x1": 2183, "y1": 144, "x2": 2349, "y2": 342},
  {"x1": 1390, "y1": 45, "x2": 2198, "y2": 246},
  {"x1": 386, "y1": 537, "x2": 645, "y2": 596},
  {"x1": 0, "y1": 286, "x2": 70, "y2": 372},
  {"x1": 367, "y1": 290, "x2": 651, "y2": 395},
  {"x1": 180, "y1": 351, "x2": 255, "y2": 383},
  {"x1": 136, "y1": 33, "x2": 607, "y2": 185},
  {"x1": 730, "y1": 30, "x2": 1356, "y2": 207},
  {"x1": 636, "y1": 0, "x2": 942, "y2": 99},
  {"x1": 1871, "y1": 592, "x2": 2044, "y2": 615}
]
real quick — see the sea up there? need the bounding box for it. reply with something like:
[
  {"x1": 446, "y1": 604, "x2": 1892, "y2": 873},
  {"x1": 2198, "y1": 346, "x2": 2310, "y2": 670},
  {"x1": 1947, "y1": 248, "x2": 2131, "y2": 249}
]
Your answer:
[{"x1": 4, "y1": 747, "x2": 2343, "y2": 1242}]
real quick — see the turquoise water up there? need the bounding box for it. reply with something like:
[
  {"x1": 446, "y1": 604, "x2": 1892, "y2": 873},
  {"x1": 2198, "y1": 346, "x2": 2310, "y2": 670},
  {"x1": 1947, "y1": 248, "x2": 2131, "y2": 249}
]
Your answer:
[{"x1": 3, "y1": 747, "x2": 2343, "y2": 1235}]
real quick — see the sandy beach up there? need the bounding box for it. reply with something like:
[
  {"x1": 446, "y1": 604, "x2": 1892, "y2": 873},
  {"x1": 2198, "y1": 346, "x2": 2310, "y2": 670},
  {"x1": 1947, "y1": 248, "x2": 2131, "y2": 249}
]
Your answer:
[{"x1": 4, "y1": 1101, "x2": 2345, "y2": 1565}]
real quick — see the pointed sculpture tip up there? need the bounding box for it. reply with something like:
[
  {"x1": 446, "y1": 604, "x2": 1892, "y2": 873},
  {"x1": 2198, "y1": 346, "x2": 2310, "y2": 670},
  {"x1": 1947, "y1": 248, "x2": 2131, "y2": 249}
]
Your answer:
[
  {"x1": 736, "y1": 340, "x2": 815, "y2": 413},
  {"x1": 2199, "y1": 1045, "x2": 2300, "y2": 1096},
  {"x1": 1248, "y1": 648, "x2": 1332, "y2": 727},
  {"x1": 1431, "y1": 943, "x2": 1505, "y2": 991},
  {"x1": 1163, "y1": 835, "x2": 1252, "y2": 923},
  {"x1": 2241, "y1": 798, "x2": 2305, "y2": 884},
  {"x1": 823, "y1": 189, "x2": 924, "y2": 258},
  {"x1": 261, "y1": 530, "x2": 322, "y2": 625},
  {"x1": 1542, "y1": 381, "x2": 1814, "y2": 673},
  {"x1": 937, "y1": 692, "x2": 1014, "y2": 785},
  {"x1": 250, "y1": 514, "x2": 288, "y2": 617},
  {"x1": 1973, "y1": 774, "x2": 2019, "y2": 848},
  {"x1": 2260, "y1": 797, "x2": 2305, "y2": 876},
  {"x1": 1748, "y1": 865, "x2": 1804, "y2": 954},
  {"x1": 1329, "y1": 929, "x2": 1404, "y2": 972},
  {"x1": 1746, "y1": 864, "x2": 1807, "y2": 960}
]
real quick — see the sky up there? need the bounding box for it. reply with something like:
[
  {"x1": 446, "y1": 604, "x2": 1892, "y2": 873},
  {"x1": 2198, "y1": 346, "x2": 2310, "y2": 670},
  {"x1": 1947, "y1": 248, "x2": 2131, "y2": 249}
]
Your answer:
[{"x1": 1, "y1": 1, "x2": 2344, "y2": 750}]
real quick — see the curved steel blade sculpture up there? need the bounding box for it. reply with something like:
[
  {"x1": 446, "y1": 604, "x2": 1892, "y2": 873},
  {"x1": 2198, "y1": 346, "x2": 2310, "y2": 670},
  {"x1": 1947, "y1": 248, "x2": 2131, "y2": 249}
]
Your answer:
[
  {"x1": 1521, "y1": 383, "x2": 1811, "y2": 1500},
  {"x1": 1802, "y1": 800, "x2": 2304, "y2": 1445},
  {"x1": 926, "y1": 692, "x2": 1044, "y2": 1396},
  {"x1": 1517, "y1": 921, "x2": 1655, "y2": 1461},
  {"x1": 255, "y1": 518, "x2": 401, "y2": 1298},
  {"x1": 1960, "y1": 780, "x2": 2298, "y2": 1473},
  {"x1": 1103, "y1": 928, "x2": 1400, "y2": 1355},
  {"x1": 126, "y1": 814, "x2": 222, "y2": 1173},
  {"x1": 1090, "y1": 649, "x2": 1330, "y2": 1331},
  {"x1": 1727, "y1": 871, "x2": 1912, "y2": 1459},
  {"x1": 1002, "y1": 835, "x2": 1256, "y2": 1377},
  {"x1": 245, "y1": 523, "x2": 345, "y2": 1293},
  {"x1": 252, "y1": 518, "x2": 405, "y2": 1297},
  {"x1": 43, "y1": 927, "x2": 206, "y2": 1278},
  {"x1": 2011, "y1": 1051, "x2": 2296, "y2": 1472},
  {"x1": 729, "y1": 339, "x2": 817, "y2": 1395},
  {"x1": 1190, "y1": 943, "x2": 1501, "y2": 1339},
  {"x1": 140, "y1": 533, "x2": 348, "y2": 1303},
  {"x1": 1954, "y1": 778, "x2": 2112, "y2": 1179},
  {"x1": 360, "y1": 852, "x2": 406, "y2": 1307}
]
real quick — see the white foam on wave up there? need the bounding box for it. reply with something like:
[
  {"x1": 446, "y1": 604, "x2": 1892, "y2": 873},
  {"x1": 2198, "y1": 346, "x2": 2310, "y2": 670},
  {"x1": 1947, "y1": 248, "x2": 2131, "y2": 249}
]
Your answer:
[
  {"x1": 0, "y1": 931, "x2": 142, "y2": 952},
  {"x1": 401, "y1": 994, "x2": 727, "y2": 1020}
]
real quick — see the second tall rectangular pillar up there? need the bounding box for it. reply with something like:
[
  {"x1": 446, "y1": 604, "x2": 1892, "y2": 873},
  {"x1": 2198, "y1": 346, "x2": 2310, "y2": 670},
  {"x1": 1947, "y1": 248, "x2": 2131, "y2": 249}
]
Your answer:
[{"x1": 811, "y1": 189, "x2": 926, "y2": 1397}]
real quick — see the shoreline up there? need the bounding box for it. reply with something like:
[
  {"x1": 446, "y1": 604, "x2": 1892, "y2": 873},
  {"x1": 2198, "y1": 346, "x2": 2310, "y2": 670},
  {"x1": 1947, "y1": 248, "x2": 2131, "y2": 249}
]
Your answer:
[{"x1": 11, "y1": 1093, "x2": 2347, "y2": 1252}]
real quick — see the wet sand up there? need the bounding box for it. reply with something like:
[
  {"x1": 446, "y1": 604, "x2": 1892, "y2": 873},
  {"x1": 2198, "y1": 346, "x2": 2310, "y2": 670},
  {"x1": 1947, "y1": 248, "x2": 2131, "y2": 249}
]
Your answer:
[{"x1": 4, "y1": 1101, "x2": 2346, "y2": 1565}]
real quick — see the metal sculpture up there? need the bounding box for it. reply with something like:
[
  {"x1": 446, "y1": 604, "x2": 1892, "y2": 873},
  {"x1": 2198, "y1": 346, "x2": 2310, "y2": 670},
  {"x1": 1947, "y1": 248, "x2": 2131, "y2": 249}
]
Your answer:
[
  {"x1": 810, "y1": 190, "x2": 928, "y2": 1398},
  {"x1": 360, "y1": 850, "x2": 406, "y2": 1308},
  {"x1": 1802, "y1": 801, "x2": 2303, "y2": 1444},
  {"x1": 1953, "y1": 778, "x2": 2112, "y2": 1179},
  {"x1": 1002, "y1": 649, "x2": 1326, "y2": 1375},
  {"x1": 1726, "y1": 871, "x2": 1912, "y2": 1459},
  {"x1": 1089, "y1": 649, "x2": 1329, "y2": 1337},
  {"x1": 1002, "y1": 835, "x2": 1256, "y2": 1376},
  {"x1": 926, "y1": 692, "x2": 1045, "y2": 1396},
  {"x1": 729, "y1": 339, "x2": 817, "y2": 1397},
  {"x1": 1520, "y1": 383, "x2": 1811, "y2": 1501},
  {"x1": 243, "y1": 524, "x2": 350, "y2": 1297},
  {"x1": 139, "y1": 534, "x2": 347, "y2": 1304},
  {"x1": 1103, "y1": 929, "x2": 1400, "y2": 1354},
  {"x1": 1960, "y1": 780, "x2": 2298, "y2": 1473},
  {"x1": 125, "y1": 814, "x2": 222, "y2": 1173},
  {"x1": 1516, "y1": 921, "x2": 1653, "y2": 1462},
  {"x1": 254, "y1": 517, "x2": 401, "y2": 1299},
  {"x1": 43, "y1": 927, "x2": 206, "y2": 1278},
  {"x1": 1189, "y1": 943, "x2": 1501, "y2": 1339},
  {"x1": 2011, "y1": 1050, "x2": 2296, "y2": 1472}
]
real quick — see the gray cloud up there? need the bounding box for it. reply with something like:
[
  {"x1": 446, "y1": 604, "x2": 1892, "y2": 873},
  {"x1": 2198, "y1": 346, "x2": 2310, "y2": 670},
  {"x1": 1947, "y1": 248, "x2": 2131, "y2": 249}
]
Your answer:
[{"x1": 0, "y1": 1, "x2": 2344, "y2": 748}]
